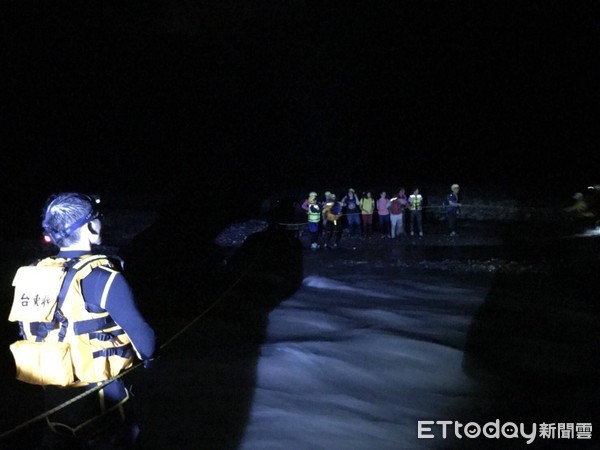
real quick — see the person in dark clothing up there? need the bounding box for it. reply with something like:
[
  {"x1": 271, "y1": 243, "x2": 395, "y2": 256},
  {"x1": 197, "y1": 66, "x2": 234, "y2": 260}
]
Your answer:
[
  {"x1": 341, "y1": 188, "x2": 361, "y2": 236},
  {"x1": 446, "y1": 184, "x2": 462, "y2": 236},
  {"x1": 321, "y1": 194, "x2": 344, "y2": 248}
]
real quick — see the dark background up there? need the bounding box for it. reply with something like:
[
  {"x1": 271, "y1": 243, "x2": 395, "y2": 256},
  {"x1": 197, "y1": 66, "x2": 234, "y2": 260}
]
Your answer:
[
  {"x1": 1, "y1": 4, "x2": 599, "y2": 447},
  {"x1": 2, "y1": 1, "x2": 598, "y2": 238}
]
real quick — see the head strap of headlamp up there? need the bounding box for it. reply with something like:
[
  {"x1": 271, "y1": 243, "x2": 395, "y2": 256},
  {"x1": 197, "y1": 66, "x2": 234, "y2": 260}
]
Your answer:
[{"x1": 42, "y1": 194, "x2": 101, "y2": 244}]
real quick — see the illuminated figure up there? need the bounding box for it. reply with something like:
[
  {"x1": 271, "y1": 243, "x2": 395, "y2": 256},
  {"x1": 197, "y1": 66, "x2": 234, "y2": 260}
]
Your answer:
[
  {"x1": 304, "y1": 192, "x2": 322, "y2": 250},
  {"x1": 446, "y1": 184, "x2": 462, "y2": 236},
  {"x1": 322, "y1": 194, "x2": 344, "y2": 248},
  {"x1": 8, "y1": 193, "x2": 155, "y2": 449},
  {"x1": 408, "y1": 187, "x2": 424, "y2": 236},
  {"x1": 389, "y1": 188, "x2": 408, "y2": 239},
  {"x1": 341, "y1": 188, "x2": 361, "y2": 236},
  {"x1": 563, "y1": 192, "x2": 594, "y2": 217},
  {"x1": 359, "y1": 191, "x2": 375, "y2": 237},
  {"x1": 320, "y1": 191, "x2": 333, "y2": 226},
  {"x1": 564, "y1": 190, "x2": 598, "y2": 230},
  {"x1": 376, "y1": 191, "x2": 391, "y2": 237}
]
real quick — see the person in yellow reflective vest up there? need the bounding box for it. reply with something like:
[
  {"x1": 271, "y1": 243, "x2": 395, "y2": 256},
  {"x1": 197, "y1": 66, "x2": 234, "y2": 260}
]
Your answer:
[
  {"x1": 304, "y1": 192, "x2": 322, "y2": 250},
  {"x1": 8, "y1": 193, "x2": 155, "y2": 449},
  {"x1": 563, "y1": 192, "x2": 594, "y2": 217},
  {"x1": 408, "y1": 187, "x2": 424, "y2": 236}
]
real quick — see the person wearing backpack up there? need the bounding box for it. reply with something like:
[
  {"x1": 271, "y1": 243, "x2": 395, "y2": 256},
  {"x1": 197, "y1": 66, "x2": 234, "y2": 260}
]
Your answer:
[
  {"x1": 321, "y1": 194, "x2": 344, "y2": 249},
  {"x1": 389, "y1": 188, "x2": 408, "y2": 239},
  {"x1": 8, "y1": 193, "x2": 155, "y2": 449}
]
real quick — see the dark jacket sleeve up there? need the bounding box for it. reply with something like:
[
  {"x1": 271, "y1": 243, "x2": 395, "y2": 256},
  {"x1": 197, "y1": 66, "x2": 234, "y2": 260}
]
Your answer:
[{"x1": 83, "y1": 269, "x2": 156, "y2": 361}]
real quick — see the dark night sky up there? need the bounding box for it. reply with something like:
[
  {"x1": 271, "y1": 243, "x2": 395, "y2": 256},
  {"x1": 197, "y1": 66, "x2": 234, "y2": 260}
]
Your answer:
[{"x1": 2, "y1": 1, "x2": 599, "y2": 221}]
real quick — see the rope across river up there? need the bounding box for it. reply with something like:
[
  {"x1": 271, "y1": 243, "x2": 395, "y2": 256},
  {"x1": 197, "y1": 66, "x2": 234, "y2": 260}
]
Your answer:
[{"x1": 0, "y1": 232, "x2": 274, "y2": 442}]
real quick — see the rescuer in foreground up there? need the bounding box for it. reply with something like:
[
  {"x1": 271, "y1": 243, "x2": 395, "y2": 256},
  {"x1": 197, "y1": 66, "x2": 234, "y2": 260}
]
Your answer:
[{"x1": 8, "y1": 193, "x2": 155, "y2": 449}]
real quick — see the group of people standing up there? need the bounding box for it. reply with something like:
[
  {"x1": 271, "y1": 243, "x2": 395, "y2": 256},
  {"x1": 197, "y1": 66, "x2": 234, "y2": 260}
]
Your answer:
[{"x1": 301, "y1": 185, "x2": 461, "y2": 250}]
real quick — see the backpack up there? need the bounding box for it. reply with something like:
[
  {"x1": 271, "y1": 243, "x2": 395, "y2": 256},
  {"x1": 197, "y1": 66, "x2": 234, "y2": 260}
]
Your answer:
[
  {"x1": 9, "y1": 255, "x2": 134, "y2": 386},
  {"x1": 331, "y1": 202, "x2": 342, "y2": 216},
  {"x1": 390, "y1": 199, "x2": 402, "y2": 215}
]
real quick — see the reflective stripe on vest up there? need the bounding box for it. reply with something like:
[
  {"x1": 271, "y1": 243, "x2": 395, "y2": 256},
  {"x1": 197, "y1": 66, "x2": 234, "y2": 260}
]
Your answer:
[
  {"x1": 409, "y1": 195, "x2": 422, "y2": 210},
  {"x1": 308, "y1": 204, "x2": 321, "y2": 223}
]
